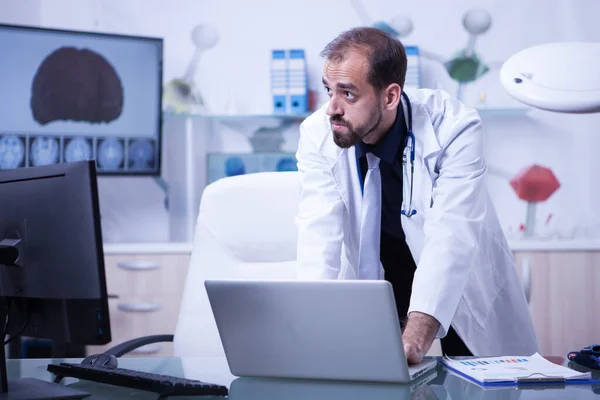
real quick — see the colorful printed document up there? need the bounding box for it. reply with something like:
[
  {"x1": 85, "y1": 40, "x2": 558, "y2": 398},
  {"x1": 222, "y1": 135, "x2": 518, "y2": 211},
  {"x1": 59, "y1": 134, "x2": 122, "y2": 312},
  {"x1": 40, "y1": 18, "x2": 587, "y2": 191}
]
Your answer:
[{"x1": 442, "y1": 353, "x2": 597, "y2": 386}]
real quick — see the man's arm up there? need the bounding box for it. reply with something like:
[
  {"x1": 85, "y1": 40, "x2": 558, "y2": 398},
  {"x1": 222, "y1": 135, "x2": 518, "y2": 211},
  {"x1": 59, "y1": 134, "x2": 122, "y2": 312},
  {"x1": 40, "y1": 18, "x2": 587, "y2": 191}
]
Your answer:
[
  {"x1": 295, "y1": 122, "x2": 345, "y2": 280},
  {"x1": 403, "y1": 312, "x2": 439, "y2": 363},
  {"x1": 403, "y1": 109, "x2": 487, "y2": 363}
]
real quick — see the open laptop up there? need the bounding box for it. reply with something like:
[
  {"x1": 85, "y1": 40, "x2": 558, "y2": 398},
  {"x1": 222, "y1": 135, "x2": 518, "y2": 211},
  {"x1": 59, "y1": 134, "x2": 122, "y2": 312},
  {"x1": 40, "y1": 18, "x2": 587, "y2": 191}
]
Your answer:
[{"x1": 204, "y1": 279, "x2": 437, "y2": 383}]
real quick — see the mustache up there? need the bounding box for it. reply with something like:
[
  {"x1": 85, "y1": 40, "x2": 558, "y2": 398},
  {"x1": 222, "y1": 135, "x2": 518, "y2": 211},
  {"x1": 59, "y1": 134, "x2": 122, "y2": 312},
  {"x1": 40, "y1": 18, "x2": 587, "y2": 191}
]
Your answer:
[{"x1": 330, "y1": 116, "x2": 348, "y2": 126}]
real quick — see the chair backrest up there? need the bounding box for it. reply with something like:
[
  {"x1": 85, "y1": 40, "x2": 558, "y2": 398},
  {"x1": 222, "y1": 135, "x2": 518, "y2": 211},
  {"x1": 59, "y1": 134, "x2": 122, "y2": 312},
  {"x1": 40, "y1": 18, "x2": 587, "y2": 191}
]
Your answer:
[{"x1": 173, "y1": 171, "x2": 300, "y2": 357}]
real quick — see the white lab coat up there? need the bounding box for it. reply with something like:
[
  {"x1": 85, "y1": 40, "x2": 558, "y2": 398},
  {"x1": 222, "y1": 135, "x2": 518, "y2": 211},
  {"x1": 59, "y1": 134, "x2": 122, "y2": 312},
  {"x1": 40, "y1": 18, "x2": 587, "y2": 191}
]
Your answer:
[{"x1": 295, "y1": 88, "x2": 539, "y2": 356}]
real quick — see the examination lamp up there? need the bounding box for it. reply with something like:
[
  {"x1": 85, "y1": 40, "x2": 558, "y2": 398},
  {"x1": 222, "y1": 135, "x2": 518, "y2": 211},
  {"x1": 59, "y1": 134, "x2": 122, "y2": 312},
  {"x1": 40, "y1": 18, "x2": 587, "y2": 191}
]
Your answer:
[{"x1": 500, "y1": 42, "x2": 600, "y2": 113}]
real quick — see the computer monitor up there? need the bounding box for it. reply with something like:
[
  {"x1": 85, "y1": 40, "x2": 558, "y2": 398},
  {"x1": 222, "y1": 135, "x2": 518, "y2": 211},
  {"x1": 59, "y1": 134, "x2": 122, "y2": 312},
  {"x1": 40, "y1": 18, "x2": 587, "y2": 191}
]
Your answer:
[
  {"x1": 0, "y1": 23, "x2": 163, "y2": 175},
  {"x1": 0, "y1": 160, "x2": 111, "y2": 398}
]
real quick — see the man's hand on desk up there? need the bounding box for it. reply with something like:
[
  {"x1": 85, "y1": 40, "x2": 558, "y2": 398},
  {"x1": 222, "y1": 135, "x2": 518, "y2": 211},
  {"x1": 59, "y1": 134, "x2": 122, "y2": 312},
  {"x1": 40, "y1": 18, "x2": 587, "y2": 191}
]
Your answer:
[{"x1": 402, "y1": 312, "x2": 440, "y2": 365}]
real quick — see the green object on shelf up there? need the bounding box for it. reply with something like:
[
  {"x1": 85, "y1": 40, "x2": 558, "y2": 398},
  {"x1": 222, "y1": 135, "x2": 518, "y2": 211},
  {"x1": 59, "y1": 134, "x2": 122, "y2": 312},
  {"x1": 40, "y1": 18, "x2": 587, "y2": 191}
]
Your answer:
[
  {"x1": 162, "y1": 78, "x2": 206, "y2": 114},
  {"x1": 444, "y1": 49, "x2": 489, "y2": 83}
]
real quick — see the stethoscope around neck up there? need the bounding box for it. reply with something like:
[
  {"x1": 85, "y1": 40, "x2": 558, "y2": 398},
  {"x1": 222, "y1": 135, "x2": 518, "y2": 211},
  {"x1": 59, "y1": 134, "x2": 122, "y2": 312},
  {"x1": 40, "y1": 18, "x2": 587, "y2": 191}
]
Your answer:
[
  {"x1": 400, "y1": 91, "x2": 417, "y2": 218},
  {"x1": 356, "y1": 91, "x2": 417, "y2": 218}
]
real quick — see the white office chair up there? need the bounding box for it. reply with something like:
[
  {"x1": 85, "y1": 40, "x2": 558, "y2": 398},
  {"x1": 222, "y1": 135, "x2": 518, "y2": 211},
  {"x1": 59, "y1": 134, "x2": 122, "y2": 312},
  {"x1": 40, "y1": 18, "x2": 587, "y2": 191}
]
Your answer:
[
  {"x1": 101, "y1": 171, "x2": 300, "y2": 362},
  {"x1": 173, "y1": 171, "x2": 301, "y2": 357}
]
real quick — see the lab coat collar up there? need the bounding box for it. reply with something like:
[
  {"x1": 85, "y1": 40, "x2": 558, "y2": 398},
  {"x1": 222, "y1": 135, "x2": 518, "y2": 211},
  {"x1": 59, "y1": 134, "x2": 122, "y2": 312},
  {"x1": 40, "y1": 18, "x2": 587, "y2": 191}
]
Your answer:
[{"x1": 400, "y1": 92, "x2": 441, "y2": 163}]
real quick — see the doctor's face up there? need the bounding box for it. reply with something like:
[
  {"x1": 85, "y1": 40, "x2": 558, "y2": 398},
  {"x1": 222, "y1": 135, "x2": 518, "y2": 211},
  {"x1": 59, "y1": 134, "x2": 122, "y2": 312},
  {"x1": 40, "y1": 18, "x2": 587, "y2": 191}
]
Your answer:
[{"x1": 323, "y1": 50, "x2": 383, "y2": 148}]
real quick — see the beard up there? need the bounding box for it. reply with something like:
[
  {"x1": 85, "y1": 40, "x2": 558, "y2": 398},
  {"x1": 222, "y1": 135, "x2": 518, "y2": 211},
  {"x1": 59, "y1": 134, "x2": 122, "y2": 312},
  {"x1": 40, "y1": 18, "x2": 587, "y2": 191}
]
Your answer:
[{"x1": 330, "y1": 101, "x2": 383, "y2": 149}]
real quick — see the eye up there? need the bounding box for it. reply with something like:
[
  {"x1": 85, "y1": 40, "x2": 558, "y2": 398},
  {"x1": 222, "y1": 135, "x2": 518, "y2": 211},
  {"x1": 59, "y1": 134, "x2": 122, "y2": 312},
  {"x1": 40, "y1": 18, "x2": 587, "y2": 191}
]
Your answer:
[
  {"x1": 324, "y1": 86, "x2": 332, "y2": 96},
  {"x1": 345, "y1": 91, "x2": 355, "y2": 100}
]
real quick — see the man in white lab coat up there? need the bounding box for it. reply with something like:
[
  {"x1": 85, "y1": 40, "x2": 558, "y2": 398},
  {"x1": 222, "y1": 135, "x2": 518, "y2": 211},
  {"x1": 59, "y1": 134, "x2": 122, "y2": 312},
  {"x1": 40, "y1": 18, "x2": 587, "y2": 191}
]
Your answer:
[{"x1": 295, "y1": 27, "x2": 539, "y2": 363}]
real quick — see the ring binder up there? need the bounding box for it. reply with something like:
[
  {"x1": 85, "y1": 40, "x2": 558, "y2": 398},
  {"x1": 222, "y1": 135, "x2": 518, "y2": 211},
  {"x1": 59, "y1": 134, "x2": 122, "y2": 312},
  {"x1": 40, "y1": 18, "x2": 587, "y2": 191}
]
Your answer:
[{"x1": 270, "y1": 48, "x2": 309, "y2": 114}]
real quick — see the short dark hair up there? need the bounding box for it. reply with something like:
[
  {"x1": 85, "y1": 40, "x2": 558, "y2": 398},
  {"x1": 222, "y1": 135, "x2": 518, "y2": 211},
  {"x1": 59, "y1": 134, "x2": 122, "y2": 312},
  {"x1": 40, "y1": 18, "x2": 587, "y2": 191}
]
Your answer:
[{"x1": 320, "y1": 27, "x2": 407, "y2": 91}]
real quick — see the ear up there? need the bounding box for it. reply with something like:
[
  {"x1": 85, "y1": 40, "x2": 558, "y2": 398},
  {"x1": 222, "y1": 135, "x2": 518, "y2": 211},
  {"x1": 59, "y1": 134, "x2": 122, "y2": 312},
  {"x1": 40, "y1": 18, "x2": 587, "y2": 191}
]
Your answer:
[{"x1": 383, "y1": 83, "x2": 401, "y2": 111}]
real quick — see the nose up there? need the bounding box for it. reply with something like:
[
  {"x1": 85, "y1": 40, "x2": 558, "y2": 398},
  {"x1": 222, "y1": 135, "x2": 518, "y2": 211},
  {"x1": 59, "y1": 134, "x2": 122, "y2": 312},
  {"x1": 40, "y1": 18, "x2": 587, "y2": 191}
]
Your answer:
[{"x1": 326, "y1": 96, "x2": 343, "y2": 117}]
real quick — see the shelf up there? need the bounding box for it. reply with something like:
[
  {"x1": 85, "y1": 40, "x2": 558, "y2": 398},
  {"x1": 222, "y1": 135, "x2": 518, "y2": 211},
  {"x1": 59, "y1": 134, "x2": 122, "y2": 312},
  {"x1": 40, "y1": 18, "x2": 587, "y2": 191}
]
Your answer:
[
  {"x1": 475, "y1": 106, "x2": 531, "y2": 116},
  {"x1": 163, "y1": 112, "x2": 312, "y2": 121},
  {"x1": 508, "y1": 239, "x2": 600, "y2": 252},
  {"x1": 163, "y1": 107, "x2": 529, "y2": 121},
  {"x1": 103, "y1": 242, "x2": 193, "y2": 255}
]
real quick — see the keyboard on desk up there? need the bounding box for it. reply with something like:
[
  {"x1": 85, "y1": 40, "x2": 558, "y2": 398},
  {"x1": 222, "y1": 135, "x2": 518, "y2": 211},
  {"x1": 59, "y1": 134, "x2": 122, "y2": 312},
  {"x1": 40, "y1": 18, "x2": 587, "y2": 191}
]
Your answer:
[{"x1": 47, "y1": 362, "x2": 228, "y2": 397}]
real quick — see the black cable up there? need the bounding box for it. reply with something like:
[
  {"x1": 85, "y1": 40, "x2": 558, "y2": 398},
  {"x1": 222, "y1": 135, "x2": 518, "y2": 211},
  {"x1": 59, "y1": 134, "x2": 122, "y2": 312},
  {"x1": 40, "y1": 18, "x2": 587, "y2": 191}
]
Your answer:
[
  {"x1": 2, "y1": 313, "x2": 7, "y2": 337},
  {"x1": 4, "y1": 313, "x2": 30, "y2": 345},
  {"x1": 2, "y1": 302, "x2": 10, "y2": 341}
]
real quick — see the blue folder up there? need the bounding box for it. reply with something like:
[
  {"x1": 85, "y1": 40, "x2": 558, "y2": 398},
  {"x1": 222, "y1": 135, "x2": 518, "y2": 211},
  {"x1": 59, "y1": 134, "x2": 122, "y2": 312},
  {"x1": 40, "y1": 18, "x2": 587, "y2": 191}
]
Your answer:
[{"x1": 442, "y1": 361, "x2": 600, "y2": 387}]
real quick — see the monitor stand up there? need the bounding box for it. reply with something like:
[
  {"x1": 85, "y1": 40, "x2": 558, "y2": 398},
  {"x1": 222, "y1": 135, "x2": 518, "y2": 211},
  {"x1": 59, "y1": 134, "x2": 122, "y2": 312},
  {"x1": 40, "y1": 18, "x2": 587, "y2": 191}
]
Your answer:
[
  {"x1": 0, "y1": 239, "x2": 21, "y2": 266},
  {"x1": 0, "y1": 308, "x2": 90, "y2": 399}
]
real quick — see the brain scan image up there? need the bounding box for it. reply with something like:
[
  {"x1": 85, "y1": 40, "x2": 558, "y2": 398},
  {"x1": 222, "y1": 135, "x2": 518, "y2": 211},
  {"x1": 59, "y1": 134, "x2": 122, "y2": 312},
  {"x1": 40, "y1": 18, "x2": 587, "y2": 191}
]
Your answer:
[
  {"x1": 98, "y1": 138, "x2": 124, "y2": 170},
  {"x1": 0, "y1": 135, "x2": 25, "y2": 170},
  {"x1": 127, "y1": 139, "x2": 155, "y2": 170},
  {"x1": 64, "y1": 137, "x2": 92, "y2": 162},
  {"x1": 30, "y1": 46, "x2": 124, "y2": 125},
  {"x1": 30, "y1": 136, "x2": 59, "y2": 167}
]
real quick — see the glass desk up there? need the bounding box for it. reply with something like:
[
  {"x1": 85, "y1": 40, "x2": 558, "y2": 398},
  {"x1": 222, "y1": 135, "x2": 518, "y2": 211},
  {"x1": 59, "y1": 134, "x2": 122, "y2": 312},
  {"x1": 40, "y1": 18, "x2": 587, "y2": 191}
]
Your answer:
[{"x1": 6, "y1": 356, "x2": 600, "y2": 399}]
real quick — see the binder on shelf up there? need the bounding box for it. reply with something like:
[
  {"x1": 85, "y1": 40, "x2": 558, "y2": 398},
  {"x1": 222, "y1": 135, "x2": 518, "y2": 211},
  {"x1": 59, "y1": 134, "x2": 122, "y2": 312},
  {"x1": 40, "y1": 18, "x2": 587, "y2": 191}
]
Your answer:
[
  {"x1": 404, "y1": 46, "x2": 421, "y2": 91},
  {"x1": 288, "y1": 49, "x2": 308, "y2": 113},
  {"x1": 271, "y1": 49, "x2": 288, "y2": 114},
  {"x1": 270, "y1": 48, "x2": 308, "y2": 114}
]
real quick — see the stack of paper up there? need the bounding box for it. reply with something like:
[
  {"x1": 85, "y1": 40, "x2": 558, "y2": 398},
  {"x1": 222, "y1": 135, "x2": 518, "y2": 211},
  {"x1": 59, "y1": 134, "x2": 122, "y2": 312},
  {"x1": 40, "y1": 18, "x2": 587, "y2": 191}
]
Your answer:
[{"x1": 442, "y1": 353, "x2": 597, "y2": 386}]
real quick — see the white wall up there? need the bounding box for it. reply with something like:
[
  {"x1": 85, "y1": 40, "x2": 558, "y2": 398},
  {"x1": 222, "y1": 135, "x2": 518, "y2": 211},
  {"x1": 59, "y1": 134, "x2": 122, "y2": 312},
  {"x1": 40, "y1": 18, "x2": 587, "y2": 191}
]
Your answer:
[
  {"x1": 0, "y1": 0, "x2": 40, "y2": 25},
  {"x1": 2, "y1": 0, "x2": 600, "y2": 242}
]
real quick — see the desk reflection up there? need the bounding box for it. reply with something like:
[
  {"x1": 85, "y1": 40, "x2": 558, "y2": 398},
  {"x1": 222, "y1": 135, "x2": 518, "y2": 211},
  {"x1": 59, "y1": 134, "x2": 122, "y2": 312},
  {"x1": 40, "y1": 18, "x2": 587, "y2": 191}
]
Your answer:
[
  {"x1": 228, "y1": 370, "x2": 438, "y2": 400},
  {"x1": 435, "y1": 369, "x2": 600, "y2": 400},
  {"x1": 228, "y1": 367, "x2": 600, "y2": 400}
]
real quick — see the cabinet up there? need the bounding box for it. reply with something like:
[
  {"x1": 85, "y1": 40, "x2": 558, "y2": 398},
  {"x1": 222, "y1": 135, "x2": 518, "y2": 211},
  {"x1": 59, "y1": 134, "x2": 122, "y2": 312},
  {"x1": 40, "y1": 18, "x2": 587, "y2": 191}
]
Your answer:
[
  {"x1": 88, "y1": 247, "x2": 599, "y2": 359},
  {"x1": 513, "y1": 251, "x2": 600, "y2": 356},
  {"x1": 87, "y1": 250, "x2": 191, "y2": 358}
]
